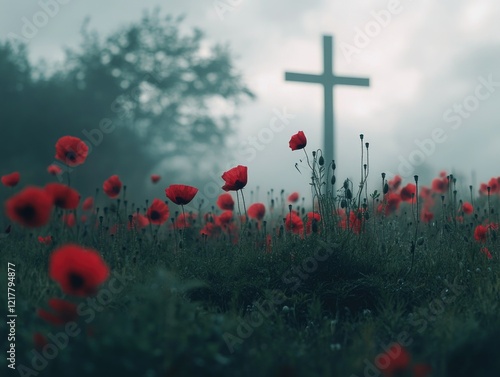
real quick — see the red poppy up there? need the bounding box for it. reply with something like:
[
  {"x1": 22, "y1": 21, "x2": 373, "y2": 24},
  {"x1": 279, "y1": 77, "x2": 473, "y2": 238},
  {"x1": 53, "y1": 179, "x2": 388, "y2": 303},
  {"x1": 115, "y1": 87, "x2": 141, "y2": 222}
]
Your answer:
[
  {"x1": 55, "y1": 136, "x2": 89, "y2": 167},
  {"x1": 38, "y1": 235, "x2": 52, "y2": 245},
  {"x1": 388, "y1": 175, "x2": 402, "y2": 192},
  {"x1": 33, "y1": 333, "x2": 47, "y2": 351},
  {"x1": 217, "y1": 193, "x2": 234, "y2": 210},
  {"x1": 339, "y1": 210, "x2": 364, "y2": 234},
  {"x1": 45, "y1": 183, "x2": 80, "y2": 210},
  {"x1": 5, "y1": 187, "x2": 53, "y2": 227},
  {"x1": 1, "y1": 172, "x2": 20, "y2": 187},
  {"x1": 222, "y1": 165, "x2": 248, "y2": 191},
  {"x1": 37, "y1": 298, "x2": 78, "y2": 326},
  {"x1": 380, "y1": 193, "x2": 401, "y2": 216},
  {"x1": 481, "y1": 247, "x2": 493, "y2": 260},
  {"x1": 421, "y1": 208, "x2": 434, "y2": 223},
  {"x1": 306, "y1": 212, "x2": 321, "y2": 234},
  {"x1": 146, "y1": 199, "x2": 169, "y2": 225},
  {"x1": 47, "y1": 165, "x2": 62, "y2": 176},
  {"x1": 431, "y1": 177, "x2": 449, "y2": 193},
  {"x1": 49, "y1": 244, "x2": 109, "y2": 297},
  {"x1": 82, "y1": 197, "x2": 94, "y2": 211},
  {"x1": 128, "y1": 213, "x2": 149, "y2": 230},
  {"x1": 400, "y1": 183, "x2": 416, "y2": 202},
  {"x1": 462, "y1": 202, "x2": 473, "y2": 215},
  {"x1": 151, "y1": 174, "x2": 161, "y2": 183},
  {"x1": 474, "y1": 225, "x2": 488, "y2": 242},
  {"x1": 287, "y1": 192, "x2": 300, "y2": 203},
  {"x1": 165, "y1": 184, "x2": 198, "y2": 205},
  {"x1": 200, "y1": 222, "x2": 222, "y2": 238},
  {"x1": 375, "y1": 343, "x2": 411, "y2": 377},
  {"x1": 248, "y1": 203, "x2": 266, "y2": 221},
  {"x1": 285, "y1": 212, "x2": 304, "y2": 235},
  {"x1": 63, "y1": 213, "x2": 76, "y2": 227},
  {"x1": 487, "y1": 177, "x2": 500, "y2": 193},
  {"x1": 103, "y1": 175, "x2": 122, "y2": 199},
  {"x1": 289, "y1": 131, "x2": 307, "y2": 151},
  {"x1": 174, "y1": 212, "x2": 197, "y2": 229},
  {"x1": 217, "y1": 211, "x2": 233, "y2": 226}
]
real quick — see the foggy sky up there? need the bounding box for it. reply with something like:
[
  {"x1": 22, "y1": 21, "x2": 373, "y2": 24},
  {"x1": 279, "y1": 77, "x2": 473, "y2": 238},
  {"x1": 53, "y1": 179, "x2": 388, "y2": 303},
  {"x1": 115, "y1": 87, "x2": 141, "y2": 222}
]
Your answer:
[{"x1": 1, "y1": 0, "x2": 499, "y2": 200}]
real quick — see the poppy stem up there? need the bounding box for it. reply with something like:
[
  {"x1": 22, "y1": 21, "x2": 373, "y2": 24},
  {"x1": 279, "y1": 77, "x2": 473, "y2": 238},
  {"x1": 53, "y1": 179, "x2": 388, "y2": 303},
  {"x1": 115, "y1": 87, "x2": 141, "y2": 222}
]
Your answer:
[{"x1": 240, "y1": 190, "x2": 248, "y2": 221}]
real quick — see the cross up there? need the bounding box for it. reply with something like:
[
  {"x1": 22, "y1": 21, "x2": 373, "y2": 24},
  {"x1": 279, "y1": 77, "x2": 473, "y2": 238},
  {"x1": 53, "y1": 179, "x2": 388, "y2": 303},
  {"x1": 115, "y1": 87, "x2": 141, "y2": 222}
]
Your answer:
[{"x1": 285, "y1": 35, "x2": 370, "y2": 171}]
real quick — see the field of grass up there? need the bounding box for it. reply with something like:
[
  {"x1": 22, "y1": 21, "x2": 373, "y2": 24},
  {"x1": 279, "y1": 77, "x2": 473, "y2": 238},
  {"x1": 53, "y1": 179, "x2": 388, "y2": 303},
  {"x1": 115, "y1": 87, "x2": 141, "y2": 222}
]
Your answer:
[{"x1": 1, "y1": 134, "x2": 499, "y2": 377}]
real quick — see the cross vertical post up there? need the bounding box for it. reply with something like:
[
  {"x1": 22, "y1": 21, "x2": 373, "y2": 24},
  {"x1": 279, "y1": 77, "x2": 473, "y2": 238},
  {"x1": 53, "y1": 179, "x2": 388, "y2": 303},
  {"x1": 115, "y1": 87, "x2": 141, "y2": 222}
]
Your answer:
[{"x1": 285, "y1": 35, "x2": 370, "y2": 178}]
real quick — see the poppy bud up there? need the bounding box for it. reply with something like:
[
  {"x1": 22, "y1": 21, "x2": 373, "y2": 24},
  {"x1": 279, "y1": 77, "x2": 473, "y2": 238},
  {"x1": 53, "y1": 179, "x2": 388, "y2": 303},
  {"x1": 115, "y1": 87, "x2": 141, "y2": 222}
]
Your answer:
[
  {"x1": 341, "y1": 199, "x2": 347, "y2": 209},
  {"x1": 319, "y1": 156, "x2": 324, "y2": 166},
  {"x1": 383, "y1": 183, "x2": 389, "y2": 194},
  {"x1": 365, "y1": 142, "x2": 369, "y2": 149},
  {"x1": 414, "y1": 175, "x2": 419, "y2": 183},
  {"x1": 381, "y1": 172, "x2": 386, "y2": 179},
  {"x1": 312, "y1": 151, "x2": 316, "y2": 158},
  {"x1": 332, "y1": 160, "x2": 336, "y2": 170},
  {"x1": 360, "y1": 134, "x2": 364, "y2": 140},
  {"x1": 346, "y1": 189, "x2": 352, "y2": 200},
  {"x1": 331, "y1": 175, "x2": 336, "y2": 186},
  {"x1": 364, "y1": 212, "x2": 370, "y2": 220},
  {"x1": 343, "y1": 180, "x2": 349, "y2": 190}
]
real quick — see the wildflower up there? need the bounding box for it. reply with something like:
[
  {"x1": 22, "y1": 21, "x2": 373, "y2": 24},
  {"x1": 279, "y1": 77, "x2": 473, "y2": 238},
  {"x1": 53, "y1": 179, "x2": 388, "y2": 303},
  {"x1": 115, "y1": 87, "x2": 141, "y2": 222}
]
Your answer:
[
  {"x1": 165, "y1": 184, "x2": 198, "y2": 205},
  {"x1": 55, "y1": 136, "x2": 88, "y2": 167},
  {"x1": 248, "y1": 203, "x2": 266, "y2": 221},
  {"x1": 5, "y1": 187, "x2": 53, "y2": 227},
  {"x1": 217, "y1": 193, "x2": 234, "y2": 210},
  {"x1": 103, "y1": 175, "x2": 122, "y2": 199},
  {"x1": 45, "y1": 183, "x2": 80, "y2": 209},
  {"x1": 49, "y1": 244, "x2": 109, "y2": 296},
  {"x1": 146, "y1": 199, "x2": 169, "y2": 225},
  {"x1": 1, "y1": 172, "x2": 20, "y2": 187},
  {"x1": 37, "y1": 298, "x2": 78, "y2": 326},
  {"x1": 288, "y1": 192, "x2": 300, "y2": 203},
  {"x1": 289, "y1": 131, "x2": 307, "y2": 151},
  {"x1": 221, "y1": 165, "x2": 247, "y2": 192},
  {"x1": 150, "y1": 174, "x2": 161, "y2": 183}
]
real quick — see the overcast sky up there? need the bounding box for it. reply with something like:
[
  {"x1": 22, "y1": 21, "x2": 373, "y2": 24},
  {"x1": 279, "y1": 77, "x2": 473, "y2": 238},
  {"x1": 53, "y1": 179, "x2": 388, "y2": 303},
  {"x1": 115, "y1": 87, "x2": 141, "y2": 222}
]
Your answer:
[{"x1": 1, "y1": 0, "x2": 499, "y2": 199}]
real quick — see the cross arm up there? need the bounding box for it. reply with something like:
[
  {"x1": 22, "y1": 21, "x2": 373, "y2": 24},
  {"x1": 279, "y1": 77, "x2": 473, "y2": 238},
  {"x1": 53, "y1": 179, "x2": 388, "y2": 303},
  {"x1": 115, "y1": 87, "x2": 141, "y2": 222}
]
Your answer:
[
  {"x1": 285, "y1": 72, "x2": 324, "y2": 84},
  {"x1": 334, "y1": 76, "x2": 370, "y2": 87}
]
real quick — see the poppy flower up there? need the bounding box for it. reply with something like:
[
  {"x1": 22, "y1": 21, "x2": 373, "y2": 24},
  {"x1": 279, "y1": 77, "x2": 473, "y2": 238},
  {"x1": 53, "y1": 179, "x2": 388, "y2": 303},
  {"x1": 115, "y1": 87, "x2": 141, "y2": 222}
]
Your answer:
[
  {"x1": 222, "y1": 165, "x2": 248, "y2": 191},
  {"x1": 289, "y1": 131, "x2": 307, "y2": 151},
  {"x1": 38, "y1": 235, "x2": 53, "y2": 245},
  {"x1": 375, "y1": 343, "x2": 411, "y2": 377},
  {"x1": 63, "y1": 213, "x2": 76, "y2": 227},
  {"x1": 47, "y1": 165, "x2": 62, "y2": 176},
  {"x1": 55, "y1": 136, "x2": 89, "y2": 167},
  {"x1": 400, "y1": 183, "x2": 416, "y2": 202},
  {"x1": 128, "y1": 213, "x2": 149, "y2": 230},
  {"x1": 248, "y1": 203, "x2": 266, "y2": 221},
  {"x1": 217, "y1": 211, "x2": 233, "y2": 226},
  {"x1": 151, "y1": 174, "x2": 161, "y2": 183},
  {"x1": 217, "y1": 193, "x2": 234, "y2": 210},
  {"x1": 45, "y1": 183, "x2": 80, "y2": 210},
  {"x1": 431, "y1": 177, "x2": 449, "y2": 193},
  {"x1": 103, "y1": 175, "x2": 122, "y2": 199},
  {"x1": 82, "y1": 197, "x2": 94, "y2": 211},
  {"x1": 146, "y1": 199, "x2": 169, "y2": 225},
  {"x1": 481, "y1": 247, "x2": 493, "y2": 260},
  {"x1": 421, "y1": 208, "x2": 434, "y2": 223},
  {"x1": 37, "y1": 298, "x2": 78, "y2": 326},
  {"x1": 174, "y1": 212, "x2": 197, "y2": 229},
  {"x1": 288, "y1": 192, "x2": 300, "y2": 203},
  {"x1": 340, "y1": 210, "x2": 365, "y2": 234},
  {"x1": 165, "y1": 184, "x2": 198, "y2": 205},
  {"x1": 200, "y1": 222, "x2": 222, "y2": 238},
  {"x1": 285, "y1": 212, "x2": 304, "y2": 235},
  {"x1": 388, "y1": 175, "x2": 402, "y2": 192},
  {"x1": 462, "y1": 202, "x2": 473, "y2": 215},
  {"x1": 474, "y1": 225, "x2": 488, "y2": 242},
  {"x1": 5, "y1": 187, "x2": 53, "y2": 227},
  {"x1": 49, "y1": 244, "x2": 109, "y2": 297},
  {"x1": 383, "y1": 193, "x2": 402, "y2": 216},
  {"x1": 1, "y1": 172, "x2": 20, "y2": 187}
]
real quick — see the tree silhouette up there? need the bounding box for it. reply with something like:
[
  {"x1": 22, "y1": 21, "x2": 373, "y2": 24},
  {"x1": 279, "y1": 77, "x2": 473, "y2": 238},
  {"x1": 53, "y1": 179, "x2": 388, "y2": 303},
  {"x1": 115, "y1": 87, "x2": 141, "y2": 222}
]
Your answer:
[{"x1": 0, "y1": 11, "x2": 254, "y2": 201}]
